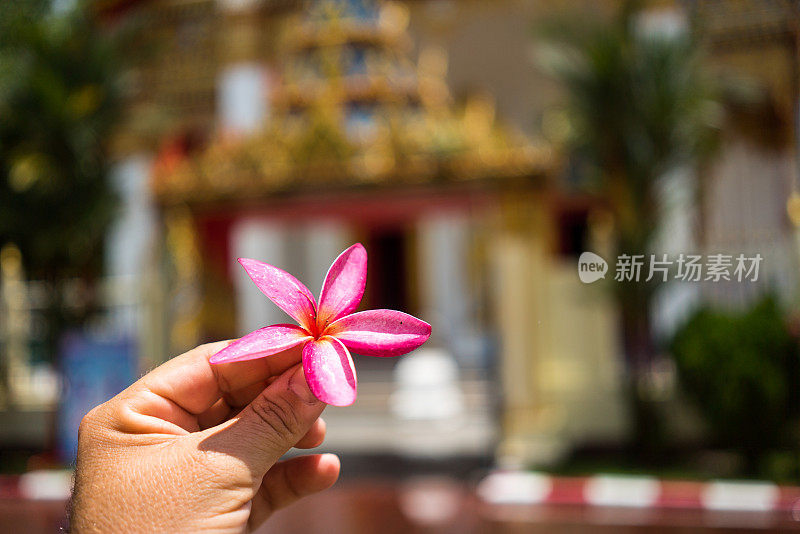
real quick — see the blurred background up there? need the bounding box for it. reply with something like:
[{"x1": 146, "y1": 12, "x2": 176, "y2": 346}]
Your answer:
[{"x1": 2, "y1": 0, "x2": 800, "y2": 531}]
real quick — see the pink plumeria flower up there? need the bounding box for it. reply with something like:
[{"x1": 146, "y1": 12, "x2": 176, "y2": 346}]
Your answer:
[{"x1": 210, "y1": 243, "x2": 431, "y2": 406}]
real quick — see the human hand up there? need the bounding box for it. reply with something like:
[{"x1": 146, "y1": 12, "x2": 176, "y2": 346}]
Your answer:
[{"x1": 70, "y1": 340, "x2": 340, "y2": 533}]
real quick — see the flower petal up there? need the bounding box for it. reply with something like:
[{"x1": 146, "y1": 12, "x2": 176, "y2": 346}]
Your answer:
[
  {"x1": 326, "y1": 309, "x2": 431, "y2": 357},
  {"x1": 239, "y1": 258, "x2": 317, "y2": 332},
  {"x1": 302, "y1": 336, "x2": 357, "y2": 406},
  {"x1": 209, "y1": 324, "x2": 312, "y2": 364},
  {"x1": 316, "y1": 243, "x2": 367, "y2": 330}
]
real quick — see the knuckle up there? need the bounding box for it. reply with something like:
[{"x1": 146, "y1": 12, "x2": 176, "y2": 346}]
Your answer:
[
  {"x1": 249, "y1": 394, "x2": 301, "y2": 440},
  {"x1": 210, "y1": 363, "x2": 233, "y2": 394},
  {"x1": 78, "y1": 406, "x2": 102, "y2": 440}
]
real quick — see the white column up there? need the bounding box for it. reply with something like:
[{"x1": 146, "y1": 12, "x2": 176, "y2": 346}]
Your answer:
[
  {"x1": 106, "y1": 155, "x2": 156, "y2": 279},
  {"x1": 105, "y1": 154, "x2": 156, "y2": 334},
  {"x1": 302, "y1": 221, "x2": 351, "y2": 296},
  {"x1": 230, "y1": 219, "x2": 286, "y2": 335},
  {"x1": 417, "y1": 213, "x2": 474, "y2": 363},
  {"x1": 651, "y1": 168, "x2": 700, "y2": 340}
]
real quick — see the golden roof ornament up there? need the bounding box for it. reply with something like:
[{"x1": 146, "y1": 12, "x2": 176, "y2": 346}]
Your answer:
[{"x1": 153, "y1": 0, "x2": 550, "y2": 204}]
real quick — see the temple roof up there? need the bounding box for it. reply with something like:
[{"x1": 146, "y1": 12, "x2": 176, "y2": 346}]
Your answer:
[
  {"x1": 685, "y1": 0, "x2": 798, "y2": 46},
  {"x1": 151, "y1": 0, "x2": 552, "y2": 206}
]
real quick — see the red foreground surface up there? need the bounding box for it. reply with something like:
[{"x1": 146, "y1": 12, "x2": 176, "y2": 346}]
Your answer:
[{"x1": 1, "y1": 479, "x2": 799, "y2": 533}]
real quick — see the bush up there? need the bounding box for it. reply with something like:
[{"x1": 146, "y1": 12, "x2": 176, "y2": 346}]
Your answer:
[{"x1": 670, "y1": 296, "x2": 800, "y2": 475}]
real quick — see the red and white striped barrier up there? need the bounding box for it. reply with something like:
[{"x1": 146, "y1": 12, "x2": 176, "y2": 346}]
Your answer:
[
  {"x1": 477, "y1": 470, "x2": 800, "y2": 513},
  {"x1": 3, "y1": 469, "x2": 800, "y2": 515},
  {"x1": 0, "y1": 470, "x2": 72, "y2": 501}
]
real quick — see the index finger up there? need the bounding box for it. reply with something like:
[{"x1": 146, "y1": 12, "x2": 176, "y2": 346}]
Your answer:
[{"x1": 137, "y1": 340, "x2": 304, "y2": 416}]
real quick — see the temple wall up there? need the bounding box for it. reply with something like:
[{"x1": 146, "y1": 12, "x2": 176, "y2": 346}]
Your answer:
[{"x1": 492, "y1": 192, "x2": 626, "y2": 467}]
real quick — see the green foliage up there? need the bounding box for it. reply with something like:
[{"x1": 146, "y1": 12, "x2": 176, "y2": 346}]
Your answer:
[
  {"x1": 537, "y1": 1, "x2": 720, "y2": 254},
  {"x1": 671, "y1": 296, "x2": 800, "y2": 473},
  {"x1": 0, "y1": 0, "x2": 122, "y2": 281},
  {"x1": 537, "y1": 2, "x2": 724, "y2": 457}
]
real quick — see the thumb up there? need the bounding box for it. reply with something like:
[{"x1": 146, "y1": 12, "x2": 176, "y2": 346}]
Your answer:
[{"x1": 207, "y1": 364, "x2": 326, "y2": 476}]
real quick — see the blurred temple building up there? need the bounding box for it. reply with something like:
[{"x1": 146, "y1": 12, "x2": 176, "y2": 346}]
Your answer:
[
  {"x1": 95, "y1": 0, "x2": 627, "y2": 467},
  {"x1": 3, "y1": 0, "x2": 799, "y2": 470},
  {"x1": 99, "y1": 0, "x2": 800, "y2": 466},
  {"x1": 689, "y1": 0, "x2": 800, "y2": 307},
  {"x1": 650, "y1": 0, "x2": 800, "y2": 340}
]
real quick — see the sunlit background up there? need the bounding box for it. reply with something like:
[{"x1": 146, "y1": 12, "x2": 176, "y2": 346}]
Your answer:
[{"x1": 2, "y1": 0, "x2": 800, "y2": 531}]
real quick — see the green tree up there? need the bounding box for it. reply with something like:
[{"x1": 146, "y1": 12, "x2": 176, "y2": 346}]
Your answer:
[
  {"x1": 0, "y1": 0, "x2": 122, "y2": 353},
  {"x1": 538, "y1": 1, "x2": 720, "y2": 454}
]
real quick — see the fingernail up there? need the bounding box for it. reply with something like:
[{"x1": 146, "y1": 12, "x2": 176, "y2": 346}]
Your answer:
[{"x1": 289, "y1": 366, "x2": 320, "y2": 405}]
